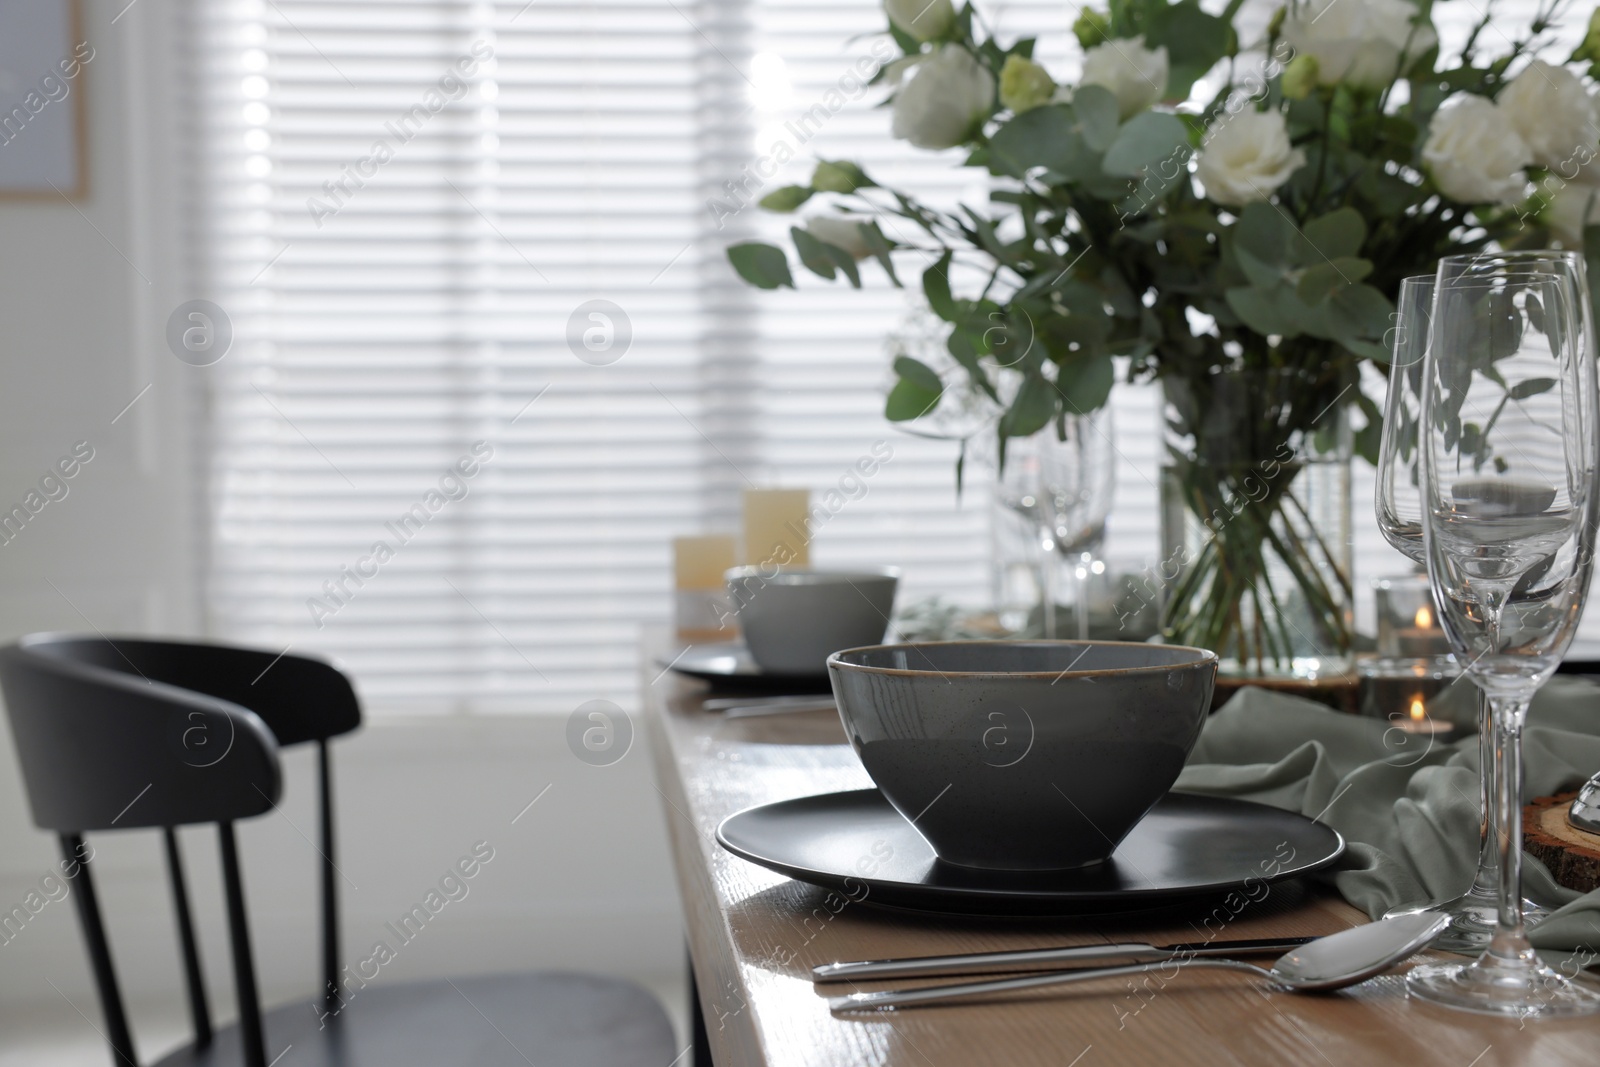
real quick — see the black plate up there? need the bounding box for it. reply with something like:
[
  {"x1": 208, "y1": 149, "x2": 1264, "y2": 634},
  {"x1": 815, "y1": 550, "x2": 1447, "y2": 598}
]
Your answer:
[
  {"x1": 660, "y1": 642, "x2": 832, "y2": 692},
  {"x1": 716, "y1": 789, "x2": 1344, "y2": 915}
]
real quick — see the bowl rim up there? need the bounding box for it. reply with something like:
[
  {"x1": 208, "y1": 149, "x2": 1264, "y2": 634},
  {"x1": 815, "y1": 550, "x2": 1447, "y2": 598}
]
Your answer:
[
  {"x1": 826, "y1": 639, "x2": 1218, "y2": 679},
  {"x1": 724, "y1": 564, "x2": 900, "y2": 586}
]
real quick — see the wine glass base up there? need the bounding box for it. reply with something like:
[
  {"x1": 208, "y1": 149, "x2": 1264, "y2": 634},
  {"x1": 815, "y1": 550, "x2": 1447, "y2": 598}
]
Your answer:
[
  {"x1": 1407, "y1": 957, "x2": 1600, "y2": 1019},
  {"x1": 1384, "y1": 894, "x2": 1552, "y2": 955}
]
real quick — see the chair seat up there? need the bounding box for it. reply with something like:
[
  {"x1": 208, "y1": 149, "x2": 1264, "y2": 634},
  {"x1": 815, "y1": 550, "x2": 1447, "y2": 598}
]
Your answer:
[{"x1": 149, "y1": 971, "x2": 678, "y2": 1067}]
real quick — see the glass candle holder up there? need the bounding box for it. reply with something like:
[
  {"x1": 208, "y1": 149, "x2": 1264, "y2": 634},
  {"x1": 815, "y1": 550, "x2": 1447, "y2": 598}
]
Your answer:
[
  {"x1": 1373, "y1": 573, "x2": 1453, "y2": 658},
  {"x1": 1358, "y1": 655, "x2": 1463, "y2": 739}
]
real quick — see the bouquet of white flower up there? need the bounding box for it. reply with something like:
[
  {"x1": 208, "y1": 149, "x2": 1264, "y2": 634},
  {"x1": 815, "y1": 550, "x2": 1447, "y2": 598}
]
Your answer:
[{"x1": 727, "y1": 0, "x2": 1600, "y2": 673}]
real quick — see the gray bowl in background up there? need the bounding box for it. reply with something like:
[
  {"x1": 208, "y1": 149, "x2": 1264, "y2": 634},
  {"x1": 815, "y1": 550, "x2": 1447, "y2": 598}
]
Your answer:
[
  {"x1": 827, "y1": 640, "x2": 1217, "y2": 871},
  {"x1": 726, "y1": 566, "x2": 898, "y2": 676}
]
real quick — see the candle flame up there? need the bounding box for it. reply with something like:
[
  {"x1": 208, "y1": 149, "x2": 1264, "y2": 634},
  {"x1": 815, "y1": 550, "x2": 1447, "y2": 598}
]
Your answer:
[
  {"x1": 1414, "y1": 605, "x2": 1433, "y2": 629},
  {"x1": 1409, "y1": 697, "x2": 1426, "y2": 722}
]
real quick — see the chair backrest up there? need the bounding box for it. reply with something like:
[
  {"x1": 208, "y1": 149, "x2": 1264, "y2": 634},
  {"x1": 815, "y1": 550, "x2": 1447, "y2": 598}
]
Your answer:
[
  {"x1": 21, "y1": 633, "x2": 362, "y2": 748},
  {"x1": 0, "y1": 635, "x2": 364, "y2": 1067}
]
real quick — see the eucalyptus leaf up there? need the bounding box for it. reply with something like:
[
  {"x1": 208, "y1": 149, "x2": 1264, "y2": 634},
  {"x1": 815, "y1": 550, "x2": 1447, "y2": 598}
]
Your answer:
[
  {"x1": 924, "y1": 251, "x2": 956, "y2": 320},
  {"x1": 1297, "y1": 207, "x2": 1367, "y2": 262},
  {"x1": 988, "y1": 105, "x2": 1084, "y2": 178},
  {"x1": 1328, "y1": 284, "x2": 1394, "y2": 341},
  {"x1": 1225, "y1": 285, "x2": 1291, "y2": 336},
  {"x1": 859, "y1": 222, "x2": 902, "y2": 287},
  {"x1": 1295, "y1": 257, "x2": 1372, "y2": 305},
  {"x1": 790, "y1": 226, "x2": 838, "y2": 281},
  {"x1": 1053, "y1": 354, "x2": 1115, "y2": 412},
  {"x1": 1102, "y1": 111, "x2": 1190, "y2": 178},
  {"x1": 1000, "y1": 374, "x2": 1057, "y2": 437},
  {"x1": 1232, "y1": 202, "x2": 1292, "y2": 266},
  {"x1": 1144, "y1": 1, "x2": 1232, "y2": 99},
  {"x1": 885, "y1": 378, "x2": 943, "y2": 422},
  {"x1": 1507, "y1": 376, "x2": 1557, "y2": 400},
  {"x1": 812, "y1": 159, "x2": 875, "y2": 193},
  {"x1": 894, "y1": 355, "x2": 943, "y2": 393},
  {"x1": 758, "y1": 185, "x2": 813, "y2": 212},
  {"x1": 726, "y1": 243, "x2": 793, "y2": 289},
  {"x1": 1072, "y1": 84, "x2": 1120, "y2": 151},
  {"x1": 1235, "y1": 245, "x2": 1284, "y2": 290}
]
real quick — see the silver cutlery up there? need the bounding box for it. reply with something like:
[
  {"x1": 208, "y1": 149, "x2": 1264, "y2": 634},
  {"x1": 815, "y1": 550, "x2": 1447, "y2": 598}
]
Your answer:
[
  {"x1": 1568, "y1": 773, "x2": 1600, "y2": 833},
  {"x1": 702, "y1": 694, "x2": 833, "y2": 711},
  {"x1": 722, "y1": 700, "x2": 837, "y2": 719},
  {"x1": 827, "y1": 913, "x2": 1451, "y2": 1011},
  {"x1": 813, "y1": 935, "x2": 1318, "y2": 982}
]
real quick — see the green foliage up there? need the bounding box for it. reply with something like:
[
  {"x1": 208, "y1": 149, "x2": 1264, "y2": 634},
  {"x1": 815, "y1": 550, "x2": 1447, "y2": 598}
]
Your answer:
[
  {"x1": 720, "y1": 0, "x2": 1553, "y2": 467},
  {"x1": 1143, "y1": 1, "x2": 1232, "y2": 99},
  {"x1": 727, "y1": 243, "x2": 792, "y2": 289},
  {"x1": 1102, "y1": 111, "x2": 1190, "y2": 177},
  {"x1": 812, "y1": 160, "x2": 875, "y2": 193},
  {"x1": 758, "y1": 185, "x2": 812, "y2": 212}
]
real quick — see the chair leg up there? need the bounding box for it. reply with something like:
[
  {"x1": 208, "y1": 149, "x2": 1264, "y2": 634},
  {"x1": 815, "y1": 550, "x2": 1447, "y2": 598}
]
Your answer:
[
  {"x1": 318, "y1": 739, "x2": 340, "y2": 1011},
  {"x1": 218, "y1": 822, "x2": 267, "y2": 1067},
  {"x1": 61, "y1": 833, "x2": 137, "y2": 1067},
  {"x1": 688, "y1": 950, "x2": 714, "y2": 1067},
  {"x1": 163, "y1": 828, "x2": 212, "y2": 1047}
]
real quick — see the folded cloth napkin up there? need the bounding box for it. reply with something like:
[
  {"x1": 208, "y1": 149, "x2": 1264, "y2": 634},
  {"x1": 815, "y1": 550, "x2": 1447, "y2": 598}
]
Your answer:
[{"x1": 1174, "y1": 677, "x2": 1600, "y2": 955}]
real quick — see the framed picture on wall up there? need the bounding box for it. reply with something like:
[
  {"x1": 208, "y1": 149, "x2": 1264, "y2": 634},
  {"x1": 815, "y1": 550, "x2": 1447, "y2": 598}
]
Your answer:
[{"x1": 0, "y1": 0, "x2": 87, "y2": 197}]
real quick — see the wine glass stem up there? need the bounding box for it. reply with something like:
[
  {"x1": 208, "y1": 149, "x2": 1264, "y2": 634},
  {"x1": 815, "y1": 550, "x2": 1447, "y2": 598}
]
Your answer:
[
  {"x1": 1488, "y1": 693, "x2": 1532, "y2": 957},
  {"x1": 1040, "y1": 532, "x2": 1056, "y2": 640},
  {"x1": 1469, "y1": 692, "x2": 1498, "y2": 897}
]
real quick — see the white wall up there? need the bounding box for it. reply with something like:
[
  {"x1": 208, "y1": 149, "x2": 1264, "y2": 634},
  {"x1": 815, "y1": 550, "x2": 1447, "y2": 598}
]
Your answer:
[{"x1": 0, "y1": 0, "x2": 683, "y2": 1047}]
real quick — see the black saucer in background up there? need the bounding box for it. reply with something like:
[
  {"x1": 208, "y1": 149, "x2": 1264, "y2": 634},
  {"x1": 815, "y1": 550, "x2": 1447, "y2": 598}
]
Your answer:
[{"x1": 661, "y1": 642, "x2": 833, "y2": 693}]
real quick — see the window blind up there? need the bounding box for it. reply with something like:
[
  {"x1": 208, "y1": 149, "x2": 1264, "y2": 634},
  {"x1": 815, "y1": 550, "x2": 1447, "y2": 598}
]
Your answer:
[{"x1": 190, "y1": 0, "x2": 1594, "y2": 716}]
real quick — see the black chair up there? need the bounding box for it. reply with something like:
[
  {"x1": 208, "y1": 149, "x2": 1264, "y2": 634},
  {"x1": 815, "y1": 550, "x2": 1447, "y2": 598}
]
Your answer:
[{"x1": 0, "y1": 633, "x2": 676, "y2": 1067}]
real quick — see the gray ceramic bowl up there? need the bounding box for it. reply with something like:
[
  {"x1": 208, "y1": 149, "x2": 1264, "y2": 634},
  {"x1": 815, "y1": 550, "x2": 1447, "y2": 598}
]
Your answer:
[
  {"x1": 827, "y1": 641, "x2": 1217, "y2": 871},
  {"x1": 726, "y1": 566, "x2": 898, "y2": 676}
]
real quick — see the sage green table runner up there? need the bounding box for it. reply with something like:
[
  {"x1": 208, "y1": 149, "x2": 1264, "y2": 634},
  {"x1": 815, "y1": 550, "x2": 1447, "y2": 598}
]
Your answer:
[{"x1": 1175, "y1": 677, "x2": 1600, "y2": 954}]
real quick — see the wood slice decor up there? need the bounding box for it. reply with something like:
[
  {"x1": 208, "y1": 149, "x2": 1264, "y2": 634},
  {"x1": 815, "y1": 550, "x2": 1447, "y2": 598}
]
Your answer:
[{"x1": 1525, "y1": 791, "x2": 1600, "y2": 893}]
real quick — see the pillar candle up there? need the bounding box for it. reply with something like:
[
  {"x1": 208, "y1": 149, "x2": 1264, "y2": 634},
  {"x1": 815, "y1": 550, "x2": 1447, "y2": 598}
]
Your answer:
[
  {"x1": 674, "y1": 535, "x2": 736, "y2": 639},
  {"x1": 741, "y1": 488, "x2": 811, "y2": 568}
]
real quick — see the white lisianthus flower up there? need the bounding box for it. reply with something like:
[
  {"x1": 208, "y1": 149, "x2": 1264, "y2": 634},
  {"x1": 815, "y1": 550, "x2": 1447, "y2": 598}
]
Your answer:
[
  {"x1": 1543, "y1": 180, "x2": 1600, "y2": 246},
  {"x1": 1496, "y1": 61, "x2": 1599, "y2": 171},
  {"x1": 804, "y1": 216, "x2": 873, "y2": 259},
  {"x1": 1281, "y1": 0, "x2": 1437, "y2": 91},
  {"x1": 890, "y1": 45, "x2": 995, "y2": 150},
  {"x1": 883, "y1": 0, "x2": 955, "y2": 43},
  {"x1": 1079, "y1": 35, "x2": 1168, "y2": 119},
  {"x1": 1196, "y1": 110, "x2": 1307, "y2": 207},
  {"x1": 1422, "y1": 94, "x2": 1531, "y2": 204}
]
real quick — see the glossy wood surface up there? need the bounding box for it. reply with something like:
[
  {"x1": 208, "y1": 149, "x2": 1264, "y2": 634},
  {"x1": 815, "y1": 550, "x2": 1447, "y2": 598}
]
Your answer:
[{"x1": 643, "y1": 640, "x2": 1600, "y2": 1066}]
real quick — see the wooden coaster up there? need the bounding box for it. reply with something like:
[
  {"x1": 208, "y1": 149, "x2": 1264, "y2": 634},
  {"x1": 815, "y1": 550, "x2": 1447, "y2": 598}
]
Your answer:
[{"x1": 1524, "y1": 792, "x2": 1600, "y2": 893}]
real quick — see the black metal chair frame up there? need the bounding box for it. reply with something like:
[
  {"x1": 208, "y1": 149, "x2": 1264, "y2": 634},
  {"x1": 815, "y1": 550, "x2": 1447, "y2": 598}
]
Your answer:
[{"x1": 1, "y1": 634, "x2": 361, "y2": 1067}]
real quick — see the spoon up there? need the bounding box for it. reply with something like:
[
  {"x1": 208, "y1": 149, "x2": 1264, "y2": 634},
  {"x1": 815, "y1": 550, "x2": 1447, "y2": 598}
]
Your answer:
[{"x1": 827, "y1": 912, "x2": 1451, "y2": 1012}]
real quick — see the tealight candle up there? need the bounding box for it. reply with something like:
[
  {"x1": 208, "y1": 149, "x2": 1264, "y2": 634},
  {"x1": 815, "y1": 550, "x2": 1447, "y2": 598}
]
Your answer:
[
  {"x1": 1394, "y1": 603, "x2": 1452, "y2": 658},
  {"x1": 1358, "y1": 655, "x2": 1462, "y2": 739},
  {"x1": 1392, "y1": 692, "x2": 1453, "y2": 735}
]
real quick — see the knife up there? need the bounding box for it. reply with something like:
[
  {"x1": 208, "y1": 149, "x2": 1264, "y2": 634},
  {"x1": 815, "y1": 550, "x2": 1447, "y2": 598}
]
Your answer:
[
  {"x1": 811, "y1": 935, "x2": 1319, "y2": 982},
  {"x1": 722, "y1": 700, "x2": 837, "y2": 719},
  {"x1": 702, "y1": 694, "x2": 833, "y2": 711}
]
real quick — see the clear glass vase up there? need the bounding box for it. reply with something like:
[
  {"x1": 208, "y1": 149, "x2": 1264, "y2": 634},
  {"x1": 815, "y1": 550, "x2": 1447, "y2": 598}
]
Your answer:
[{"x1": 1158, "y1": 369, "x2": 1354, "y2": 678}]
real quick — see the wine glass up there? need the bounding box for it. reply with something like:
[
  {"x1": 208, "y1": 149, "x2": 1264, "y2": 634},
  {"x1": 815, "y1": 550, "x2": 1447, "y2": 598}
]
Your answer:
[
  {"x1": 1041, "y1": 409, "x2": 1117, "y2": 639},
  {"x1": 1375, "y1": 273, "x2": 1551, "y2": 951},
  {"x1": 1407, "y1": 254, "x2": 1600, "y2": 1017},
  {"x1": 995, "y1": 410, "x2": 1117, "y2": 638}
]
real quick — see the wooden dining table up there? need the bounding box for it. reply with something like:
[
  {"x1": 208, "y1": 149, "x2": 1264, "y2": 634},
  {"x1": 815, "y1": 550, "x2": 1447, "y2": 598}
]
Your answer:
[{"x1": 642, "y1": 637, "x2": 1600, "y2": 1066}]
